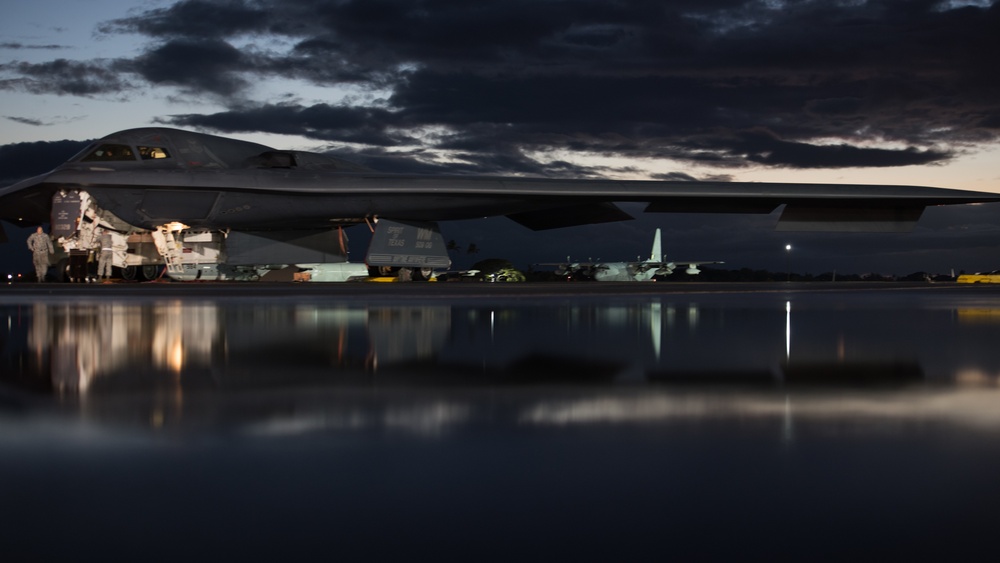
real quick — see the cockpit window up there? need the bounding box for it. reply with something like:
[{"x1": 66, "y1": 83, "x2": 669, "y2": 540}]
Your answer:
[
  {"x1": 80, "y1": 144, "x2": 136, "y2": 162},
  {"x1": 138, "y1": 146, "x2": 171, "y2": 160}
]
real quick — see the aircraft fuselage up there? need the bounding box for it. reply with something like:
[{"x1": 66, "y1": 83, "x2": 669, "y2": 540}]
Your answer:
[{"x1": 3, "y1": 126, "x2": 1000, "y2": 281}]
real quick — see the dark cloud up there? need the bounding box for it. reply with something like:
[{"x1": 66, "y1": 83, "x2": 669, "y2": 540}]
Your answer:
[
  {"x1": 5, "y1": 0, "x2": 1000, "y2": 173},
  {"x1": 162, "y1": 103, "x2": 409, "y2": 145},
  {"x1": 0, "y1": 139, "x2": 91, "y2": 185},
  {"x1": 731, "y1": 128, "x2": 952, "y2": 168},
  {"x1": 128, "y1": 38, "x2": 255, "y2": 96},
  {"x1": 0, "y1": 43, "x2": 67, "y2": 50},
  {"x1": 98, "y1": 0, "x2": 271, "y2": 39},
  {"x1": 0, "y1": 59, "x2": 131, "y2": 96},
  {"x1": 4, "y1": 115, "x2": 83, "y2": 127},
  {"x1": 5, "y1": 116, "x2": 45, "y2": 127}
]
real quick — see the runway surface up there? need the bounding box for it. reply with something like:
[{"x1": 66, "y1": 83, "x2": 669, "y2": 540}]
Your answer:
[
  {"x1": 0, "y1": 278, "x2": 988, "y2": 298},
  {"x1": 3, "y1": 281, "x2": 1000, "y2": 560}
]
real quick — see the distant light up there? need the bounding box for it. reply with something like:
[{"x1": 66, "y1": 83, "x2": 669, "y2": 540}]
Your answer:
[{"x1": 785, "y1": 244, "x2": 792, "y2": 251}]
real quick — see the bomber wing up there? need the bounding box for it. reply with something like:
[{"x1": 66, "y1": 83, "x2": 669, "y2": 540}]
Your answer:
[{"x1": 2, "y1": 127, "x2": 999, "y2": 234}]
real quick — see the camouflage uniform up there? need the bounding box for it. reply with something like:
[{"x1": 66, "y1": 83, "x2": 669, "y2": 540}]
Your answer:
[
  {"x1": 26, "y1": 229, "x2": 54, "y2": 282},
  {"x1": 98, "y1": 231, "x2": 114, "y2": 278}
]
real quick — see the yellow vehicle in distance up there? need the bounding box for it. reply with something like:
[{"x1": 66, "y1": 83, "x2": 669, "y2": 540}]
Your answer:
[{"x1": 957, "y1": 271, "x2": 1000, "y2": 283}]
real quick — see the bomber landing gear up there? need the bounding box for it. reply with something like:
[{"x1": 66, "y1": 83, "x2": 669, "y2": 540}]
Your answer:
[
  {"x1": 121, "y1": 265, "x2": 164, "y2": 282},
  {"x1": 142, "y1": 264, "x2": 163, "y2": 280}
]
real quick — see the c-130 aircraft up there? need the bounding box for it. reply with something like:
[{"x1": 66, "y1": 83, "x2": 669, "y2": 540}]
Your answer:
[
  {"x1": 542, "y1": 228, "x2": 724, "y2": 282},
  {"x1": 1, "y1": 127, "x2": 998, "y2": 281}
]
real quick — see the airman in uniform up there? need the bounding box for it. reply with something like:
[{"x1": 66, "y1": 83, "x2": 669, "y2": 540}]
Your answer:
[
  {"x1": 26, "y1": 226, "x2": 54, "y2": 282},
  {"x1": 97, "y1": 228, "x2": 114, "y2": 280}
]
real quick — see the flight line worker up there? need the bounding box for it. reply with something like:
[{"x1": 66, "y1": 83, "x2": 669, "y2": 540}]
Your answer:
[
  {"x1": 97, "y1": 228, "x2": 114, "y2": 280},
  {"x1": 26, "y1": 226, "x2": 54, "y2": 282}
]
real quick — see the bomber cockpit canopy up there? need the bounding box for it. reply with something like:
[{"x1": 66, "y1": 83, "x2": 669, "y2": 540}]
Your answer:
[
  {"x1": 67, "y1": 128, "x2": 370, "y2": 171},
  {"x1": 78, "y1": 143, "x2": 173, "y2": 162},
  {"x1": 68, "y1": 127, "x2": 271, "y2": 169}
]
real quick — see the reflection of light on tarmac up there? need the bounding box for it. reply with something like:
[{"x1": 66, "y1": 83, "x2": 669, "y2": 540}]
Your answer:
[
  {"x1": 650, "y1": 301, "x2": 661, "y2": 362},
  {"x1": 244, "y1": 412, "x2": 367, "y2": 436},
  {"x1": 384, "y1": 402, "x2": 472, "y2": 436},
  {"x1": 367, "y1": 306, "x2": 451, "y2": 371},
  {"x1": 601, "y1": 306, "x2": 631, "y2": 326},
  {"x1": 518, "y1": 389, "x2": 1000, "y2": 429},
  {"x1": 956, "y1": 309, "x2": 1000, "y2": 323},
  {"x1": 23, "y1": 301, "x2": 221, "y2": 395},
  {"x1": 293, "y1": 305, "x2": 367, "y2": 327},
  {"x1": 782, "y1": 395, "x2": 794, "y2": 445},
  {"x1": 519, "y1": 396, "x2": 721, "y2": 424},
  {"x1": 151, "y1": 302, "x2": 217, "y2": 375},
  {"x1": 954, "y1": 368, "x2": 1000, "y2": 387},
  {"x1": 168, "y1": 339, "x2": 184, "y2": 373},
  {"x1": 18, "y1": 293, "x2": 1000, "y2": 438},
  {"x1": 243, "y1": 402, "x2": 472, "y2": 437},
  {"x1": 664, "y1": 304, "x2": 676, "y2": 328},
  {"x1": 785, "y1": 300, "x2": 791, "y2": 361}
]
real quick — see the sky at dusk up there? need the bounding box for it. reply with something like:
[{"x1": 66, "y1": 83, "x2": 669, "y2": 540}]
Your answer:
[{"x1": 3, "y1": 0, "x2": 1000, "y2": 275}]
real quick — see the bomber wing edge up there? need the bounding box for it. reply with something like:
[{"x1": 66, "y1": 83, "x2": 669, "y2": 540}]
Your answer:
[{"x1": 2, "y1": 127, "x2": 998, "y2": 280}]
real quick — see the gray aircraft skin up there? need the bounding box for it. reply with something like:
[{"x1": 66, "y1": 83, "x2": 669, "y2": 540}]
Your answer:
[
  {"x1": 5, "y1": 127, "x2": 1000, "y2": 229},
  {"x1": 2, "y1": 127, "x2": 1000, "y2": 271}
]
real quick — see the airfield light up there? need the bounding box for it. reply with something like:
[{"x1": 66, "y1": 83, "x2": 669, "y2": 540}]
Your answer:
[{"x1": 785, "y1": 244, "x2": 792, "y2": 282}]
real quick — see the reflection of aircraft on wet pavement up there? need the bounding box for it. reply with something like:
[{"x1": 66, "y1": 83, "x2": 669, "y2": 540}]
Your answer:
[
  {"x1": 2, "y1": 127, "x2": 999, "y2": 282},
  {"x1": 17, "y1": 301, "x2": 451, "y2": 391},
  {"x1": 1, "y1": 294, "x2": 966, "y2": 431},
  {"x1": 541, "y1": 228, "x2": 723, "y2": 281}
]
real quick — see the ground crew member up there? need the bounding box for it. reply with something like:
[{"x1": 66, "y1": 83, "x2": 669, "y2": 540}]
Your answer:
[
  {"x1": 26, "y1": 226, "x2": 54, "y2": 282},
  {"x1": 97, "y1": 228, "x2": 114, "y2": 280}
]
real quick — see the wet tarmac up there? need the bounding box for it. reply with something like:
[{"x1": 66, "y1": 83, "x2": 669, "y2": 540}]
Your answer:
[{"x1": 3, "y1": 281, "x2": 1000, "y2": 561}]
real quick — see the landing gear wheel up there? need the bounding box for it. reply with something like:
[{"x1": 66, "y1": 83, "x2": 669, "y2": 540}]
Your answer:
[{"x1": 141, "y1": 265, "x2": 162, "y2": 281}]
